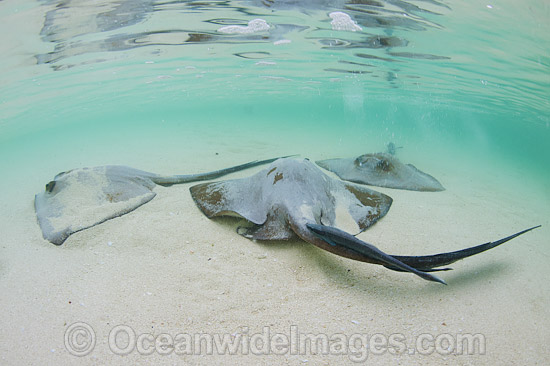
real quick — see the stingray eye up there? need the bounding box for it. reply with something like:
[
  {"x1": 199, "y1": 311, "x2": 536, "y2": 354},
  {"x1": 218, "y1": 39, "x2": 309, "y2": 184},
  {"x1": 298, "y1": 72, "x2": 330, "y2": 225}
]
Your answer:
[
  {"x1": 45, "y1": 181, "x2": 56, "y2": 193},
  {"x1": 354, "y1": 155, "x2": 369, "y2": 167}
]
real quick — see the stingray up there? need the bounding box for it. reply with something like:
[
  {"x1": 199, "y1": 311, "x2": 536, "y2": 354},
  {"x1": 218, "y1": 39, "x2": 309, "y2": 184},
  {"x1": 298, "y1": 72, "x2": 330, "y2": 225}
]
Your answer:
[
  {"x1": 190, "y1": 157, "x2": 539, "y2": 284},
  {"x1": 386, "y1": 142, "x2": 402, "y2": 156},
  {"x1": 35, "y1": 157, "x2": 285, "y2": 245},
  {"x1": 317, "y1": 152, "x2": 445, "y2": 192}
]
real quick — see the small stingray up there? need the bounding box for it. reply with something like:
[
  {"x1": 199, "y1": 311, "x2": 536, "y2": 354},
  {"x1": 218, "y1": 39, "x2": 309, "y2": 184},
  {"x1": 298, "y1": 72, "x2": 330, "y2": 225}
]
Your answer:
[
  {"x1": 386, "y1": 142, "x2": 402, "y2": 156},
  {"x1": 190, "y1": 158, "x2": 540, "y2": 284},
  {"x1": 35, "y1": 157, "x2": 284, "y2": 245},
  {"x1": 317, "y1": 152, "x2": 445, "y2": 192}
]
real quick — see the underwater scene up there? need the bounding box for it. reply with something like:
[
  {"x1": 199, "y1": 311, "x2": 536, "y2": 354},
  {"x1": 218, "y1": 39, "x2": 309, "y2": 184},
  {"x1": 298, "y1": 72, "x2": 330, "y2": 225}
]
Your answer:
[{"x1": 0, "y1": 0, "x2": 548, "y2": 364}]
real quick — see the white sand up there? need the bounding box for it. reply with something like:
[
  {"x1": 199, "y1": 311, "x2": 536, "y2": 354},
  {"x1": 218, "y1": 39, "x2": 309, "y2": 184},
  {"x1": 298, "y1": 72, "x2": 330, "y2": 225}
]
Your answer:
[{"x1": 0, "y1": 123, "x2": 548, "y2": 365}]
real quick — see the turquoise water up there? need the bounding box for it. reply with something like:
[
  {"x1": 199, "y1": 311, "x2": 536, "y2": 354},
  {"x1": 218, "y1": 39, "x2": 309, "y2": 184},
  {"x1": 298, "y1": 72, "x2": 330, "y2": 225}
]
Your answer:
[
  {"x1": 1, "y1": 0, "x2": 548, "y2": 237},
  {"x1": 0, "y1": 1, "x2": 548, "y2": 211},
  {"x1": 1, "y1": 1, "x2": 548, "y2": 180}
]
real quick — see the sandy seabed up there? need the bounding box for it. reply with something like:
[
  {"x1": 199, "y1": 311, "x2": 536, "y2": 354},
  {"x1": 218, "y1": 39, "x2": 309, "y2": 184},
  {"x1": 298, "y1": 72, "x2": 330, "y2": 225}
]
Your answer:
[{"x1": 0, "y1": 121, "x2": 548, "y2": 366}]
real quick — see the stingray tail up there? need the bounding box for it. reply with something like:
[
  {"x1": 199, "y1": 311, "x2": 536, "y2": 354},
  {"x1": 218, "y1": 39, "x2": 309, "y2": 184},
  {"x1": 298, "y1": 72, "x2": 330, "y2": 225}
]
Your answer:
[
  {"x1": 306, "y1": 223, "x2": 540, "y2": 284},
  {"x1": 388, "y1": 225, "x2": 541, "y2": 272},
  {"x1": 306, "y1": 224, "x2": 447, "y2": 284},
  {"x1": 155, "y1": 155, "x2": 297, "y2": 186}
]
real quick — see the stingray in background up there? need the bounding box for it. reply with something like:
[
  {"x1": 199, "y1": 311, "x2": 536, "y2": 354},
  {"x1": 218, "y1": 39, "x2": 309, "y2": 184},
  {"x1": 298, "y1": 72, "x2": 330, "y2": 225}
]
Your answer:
[
  {"x1": 386, "y1": 142, "x2": 403, "y2": 156},
  {"x1": 190, "y1": 158, "x2": 539, "y2": 284},
  {"x1": 317, "y1": 152, "x2": 445, "y2": 192},
  {"x1": 35, "y1": 157, "x2": 285, "y2": 245}
]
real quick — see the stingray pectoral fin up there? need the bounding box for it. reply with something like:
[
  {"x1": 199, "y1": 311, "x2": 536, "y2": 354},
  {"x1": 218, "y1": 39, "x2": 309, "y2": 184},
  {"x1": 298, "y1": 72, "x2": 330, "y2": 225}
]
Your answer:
[
  {"x1": 35, "y1": 166, "x2": 159, "y2": 245},
  {"x1": 306, "y1": 223, "x2": 446, "y2": 284},
  {"x1": 389, "y1": 225, "x2": 541, "y2": 271}
]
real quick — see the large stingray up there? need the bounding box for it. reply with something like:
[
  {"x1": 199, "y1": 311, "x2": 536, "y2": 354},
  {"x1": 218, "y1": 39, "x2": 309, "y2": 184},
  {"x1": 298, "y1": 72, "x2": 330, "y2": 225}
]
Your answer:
[
  {"x1": 317, "y1": 152, "x2": 445, "y2": 192},
  {"x1": 35, "y1": 157, "x2": 284, "y2": 245},
  {"x1": 190, "y1": 158, "x2": 539, "y2": 284}
]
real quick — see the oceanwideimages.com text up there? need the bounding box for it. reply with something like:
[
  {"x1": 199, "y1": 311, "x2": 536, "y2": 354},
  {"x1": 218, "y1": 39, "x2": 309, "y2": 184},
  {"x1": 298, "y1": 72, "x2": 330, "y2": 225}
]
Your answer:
[{"x1": 65, "y1": 322, "x2": 486, "y2": 362}]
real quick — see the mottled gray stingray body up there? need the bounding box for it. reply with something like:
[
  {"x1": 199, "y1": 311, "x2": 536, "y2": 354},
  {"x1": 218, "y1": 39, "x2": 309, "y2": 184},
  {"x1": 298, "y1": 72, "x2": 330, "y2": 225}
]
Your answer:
[
  {"x1": 190, "y1": 157, "x2": 393, "y2": 257},
  {"x1": 317, "y1": 152, "x2": 445, "y2": 192},
  {"x1": 190, "y1": 158, "x2": 539, "y2": 284},
  {"x1": 35, "y1": 158, "x2": 283, "y2": 245}
]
